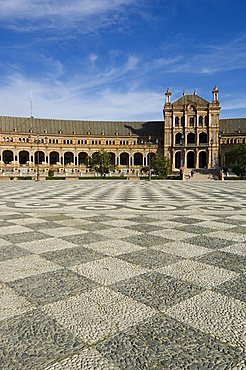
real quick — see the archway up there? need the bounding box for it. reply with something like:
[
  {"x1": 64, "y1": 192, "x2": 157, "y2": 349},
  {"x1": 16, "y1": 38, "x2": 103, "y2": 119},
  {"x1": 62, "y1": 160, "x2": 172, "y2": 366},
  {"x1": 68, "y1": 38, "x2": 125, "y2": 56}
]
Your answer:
[
  {"x1": 3, "y1": 150, "x2": 14, "y2": 164},
  {"x1": 19, "y1": 150, "x2": 29, "y2": 165},
  {"x1": 199, "y1": 132, "x2": 208, "y2": 144},
  {"x1": 187, "y1": 133, "x2": 196, "y2": 144},
  {"x1": 78, "y1": 152, "x2": 88, "y2": 165},
  {"x1": 120, "y1": 152, "x2": 129, "y2": 166},
  {"x1": 34, "y1": 151, "x2": 45, "y2": 165},
  {"x1": 134, "y1": 153, "x2": 143, "y2": 166},
  {"x1": 147, "y1": 152, "x2": 155, "y2": 166},
  {"x1": 108, "y1": 152, "x2": 116, "y2": 166},
  {"x1": 199, "y1": 151, "x2": 207, "y2": 168},
  {"x1": 175, "y1": 133, "x2": 182, "y2": 145},
  {"x1": 50, "y1": 151, "x2": 59, "y2": 165},
  {"x1": 187, "y1": 151, "x2": 195, "y2": 168},
  {"x1": 64, "y1": 152, "x2": 74, "y2": 165},
  {"x1": 175, "y1": 151, "x2": 181, "y2": 169}
]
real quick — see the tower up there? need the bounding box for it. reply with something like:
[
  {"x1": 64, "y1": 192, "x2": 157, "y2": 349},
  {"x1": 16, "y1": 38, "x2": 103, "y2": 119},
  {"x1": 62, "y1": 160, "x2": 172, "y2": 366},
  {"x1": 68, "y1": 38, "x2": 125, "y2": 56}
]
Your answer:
[{"x1": 163, "y1": 88, "x2": 221, "y2": 171}]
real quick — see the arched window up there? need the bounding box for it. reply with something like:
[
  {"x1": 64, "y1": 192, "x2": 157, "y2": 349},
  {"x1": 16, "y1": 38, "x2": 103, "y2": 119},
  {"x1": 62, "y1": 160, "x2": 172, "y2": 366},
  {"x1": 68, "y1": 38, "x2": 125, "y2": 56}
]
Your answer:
[
  {"x1": 199, "y1": 116, "x2": 203, "y2": 126},
  {"x1": 175, "y1": 133, "x2": 182, "y2": 145},
  {"x1": 175, "y1": 117, "x2": 179, "y2": 127},
  {"x1": 199, "y1": 132, "x2": 208, "y2": 144},
  {"x1": 189, "y1": 117, "x2": 195, "y2": 127},
  {"x1": 187, "y1": 132, "x2": 196, "y2": 144}
]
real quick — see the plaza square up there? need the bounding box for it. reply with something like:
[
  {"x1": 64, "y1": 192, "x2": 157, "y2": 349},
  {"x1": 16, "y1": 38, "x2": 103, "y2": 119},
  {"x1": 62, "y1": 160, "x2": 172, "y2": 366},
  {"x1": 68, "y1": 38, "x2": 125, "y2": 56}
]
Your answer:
[{"x1": 0, "y1": 180, "x2": 245, "y2": 369}]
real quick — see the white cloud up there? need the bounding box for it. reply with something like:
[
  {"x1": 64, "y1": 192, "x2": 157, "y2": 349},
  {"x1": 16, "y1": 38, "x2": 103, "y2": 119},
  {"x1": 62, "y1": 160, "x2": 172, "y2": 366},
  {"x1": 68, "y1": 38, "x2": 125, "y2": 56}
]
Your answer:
[
  {"x1": 0, "y1": 73, "x2": 163, "y2": 121},
  {"x1": 0, "y1": 0, "x2": 138, "y2": 32}
]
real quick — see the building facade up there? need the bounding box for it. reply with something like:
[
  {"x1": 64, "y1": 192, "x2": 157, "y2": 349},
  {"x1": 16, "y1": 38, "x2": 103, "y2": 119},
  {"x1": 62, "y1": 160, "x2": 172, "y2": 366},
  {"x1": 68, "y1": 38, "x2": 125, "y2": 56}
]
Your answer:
[{"x1": 0, "y1": 87, "x2": 245, "y2": 179}]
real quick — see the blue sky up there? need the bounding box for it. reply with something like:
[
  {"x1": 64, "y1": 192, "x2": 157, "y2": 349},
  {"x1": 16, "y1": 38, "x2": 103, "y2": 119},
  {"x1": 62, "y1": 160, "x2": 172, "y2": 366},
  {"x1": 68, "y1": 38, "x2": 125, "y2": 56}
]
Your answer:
[{"x1": 0, "y1": 0, "x2": 245, "y2": 120}]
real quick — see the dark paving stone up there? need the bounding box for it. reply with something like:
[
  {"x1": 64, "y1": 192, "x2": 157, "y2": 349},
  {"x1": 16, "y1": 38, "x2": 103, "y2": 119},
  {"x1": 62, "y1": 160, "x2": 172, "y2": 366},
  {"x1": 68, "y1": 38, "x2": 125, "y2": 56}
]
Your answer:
[
  {"x1": 39, "y1": 214, "x2": 72, "y2": 221},
  {"x1": 0, "y1": 220, "x2": 17, "y2": 228},
  {"x1": 213, "y1": 275, "x2": 246, "y2": 302},
  {"x1": 41, "y1": 245, "x2": 105, "y2": 267},
  {"x1": 111, "y1": 272, "x2": 203, "y2": 310},
  {"x1": 195, "y1": 251, "x2": 246, "y2": 274},
  {"x1": 0, "y1": 213, "x2": 28, "y2": 220},
  {"x1": 0, "y1": 310, "x2": 85, "y2": 370},
  {"x1": 118, "y1": 249, "x2": 181, "y2": 269},
  {"x1": 8, "y1": 269, "x2": 99, "y2": 306},
  {"x1": 124, "y1": 223, "x2": 163, "y2": 233},
  {"x1": 188, "y1": 235, "x2": 236, "y2": 249},
  {"x1": 28, "y1": 221, "x2": 62, "y2": 230},
  {"x1": 123, "y1": 234, "x2": 170, "y2": 248},
  {"x1": 172, "y1": 217, "x2": 203, "y2": 224},
  {"x1": 62, "y1": 232, "x2": 106, "y2": 245},
  {"x1": 97, "y1": 314, "x2": 245, "y2": 370},
  {"x1": 226, "y1": 226, "x2": 246, "y2": 234},
  {"x1": 125, "y1": 216, "x2": 158, "y2": 223},
  {"x1": 0, "y1": 245, "x2": 31, "y2": 262},
  {"x1": 86, "y1": 215, "x2": 117, "y2": 223},
  {"x1": 72, "y1": 222, "x2": 113, "y2": 232},
  {"x1": 1, "y1": 231, "x2": 50, "y2": 244},
  {"x1": 175, "y1": 225, "x2": 215, "y2": 234}
]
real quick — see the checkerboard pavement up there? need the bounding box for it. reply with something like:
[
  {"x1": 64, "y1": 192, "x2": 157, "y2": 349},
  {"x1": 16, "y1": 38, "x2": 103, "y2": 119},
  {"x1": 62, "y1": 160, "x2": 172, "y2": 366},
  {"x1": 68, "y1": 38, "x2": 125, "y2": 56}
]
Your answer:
[{"x1": 0, "y1": 181, "x2": 245, "y2": 369}]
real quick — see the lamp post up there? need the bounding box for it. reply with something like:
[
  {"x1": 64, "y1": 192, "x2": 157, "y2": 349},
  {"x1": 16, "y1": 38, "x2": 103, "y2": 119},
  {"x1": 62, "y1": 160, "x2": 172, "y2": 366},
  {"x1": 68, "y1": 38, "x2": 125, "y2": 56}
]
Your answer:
[
  {"x1": 181, "y1": 133, "x2": 185, "y2": 168},
  {"x1": 210, "y1": 138, "x2": 213, "y2": 168},
  {"x1": 218, "y1": 132, "x2": 222, "y2": 167},
  {"x1": 35, "y1": 134, "x2": 40, "y2": 181},
  {"x1": 148, "y1": 135, "x2": 152, "y2": 181}
]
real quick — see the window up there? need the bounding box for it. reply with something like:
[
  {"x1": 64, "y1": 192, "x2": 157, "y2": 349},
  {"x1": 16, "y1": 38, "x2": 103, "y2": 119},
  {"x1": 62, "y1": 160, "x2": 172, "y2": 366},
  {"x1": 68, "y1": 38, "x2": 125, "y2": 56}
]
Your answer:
[
  {"x1": 189, "y1": 117, "x2": 194, "y2": 127},
  {"x1": 199, "y1": 116, "x2": 203, "y2": 126},
  {"x1": 175, "y1": 117, "x2": 179, "y2": 127}
]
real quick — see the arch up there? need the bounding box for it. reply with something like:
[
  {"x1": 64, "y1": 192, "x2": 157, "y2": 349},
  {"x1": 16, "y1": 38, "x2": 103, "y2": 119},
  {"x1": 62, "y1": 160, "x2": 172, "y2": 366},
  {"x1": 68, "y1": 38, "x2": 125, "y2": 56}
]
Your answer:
[
  {"x1": 175, "y1": 151, "x2": 181, "y2": 169},
  {"x1": 108, "y1": 152, "x2": 116, "y2": 166},
  {"x1": 199, "y1": 116, "x2": 203, "y2": 126},
  {"x1": 34, "y1": 151, "x2": 45, "y2": 165},
  {"x1": 19, "y1": 150, "x2": 29, "y2": 165},
  {"x1": 175, "y1": 132, "x2": 182, "y2": 145},
  {"x1": 120, "y1": 152, "x2": 129, "y2": 166},
  {"x1": 187, "y1": 132, "x2": 196, "y2": 144},
  {"x1": 134, "y1": 152, "x2": 143, "y2": 166},
  {"x1": 234, "y1": 138, "x2": 237, "y2": 144},
  {"x1": 227, "y1": 138, "x2": 230, "y2": 144},
  {"x1": 3, "y1": 150, "x2": 14, "y2": 164},
  {"x1": 175, "y1": 117, "x2": 179, "y2": 127},
  {"x1": 50, "y1": 151, "x2": 59, "y2": 165},
  {"x1": 243, "y1": 138, "x2": 245, "y2": 144},
  {"x1": 199, "y1": 151, "x2": 207, "y2": 168},
  {"x1": 187, "y1": 151, "x2": 195, "y2": 168},
  {"x1": 147, "y1": 152, "x2": 155, "y2": 166},
  {"x1": 78, "y1": 152, "x2": 88, "y2": 165},
  {"x1": 199, "y1": 132, "x2": 208, "y2": 144},
  {"x1": 64, "y1": 152, "x2": 74, "y2": 165}
]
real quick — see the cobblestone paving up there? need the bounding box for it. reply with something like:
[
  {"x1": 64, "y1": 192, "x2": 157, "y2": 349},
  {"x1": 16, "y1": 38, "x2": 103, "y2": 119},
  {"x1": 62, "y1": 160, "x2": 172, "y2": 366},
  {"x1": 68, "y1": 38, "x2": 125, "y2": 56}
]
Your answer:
[{"x1": 0, "y1": 180, "x2": 245, "y2": 370}]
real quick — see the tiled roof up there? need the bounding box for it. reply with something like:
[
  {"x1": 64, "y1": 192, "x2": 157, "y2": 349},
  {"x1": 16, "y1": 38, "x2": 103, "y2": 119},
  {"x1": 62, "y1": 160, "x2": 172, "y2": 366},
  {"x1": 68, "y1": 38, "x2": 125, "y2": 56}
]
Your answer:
[
  {"x1": 0, "y1": 116, "x2": 164, "y2": 137},
  {"x1": 172, "y1": 94, "x2": 210, "y2": 107},
  {"x1": 220, "y1": 118, "x2": 246, "y2": 134}
]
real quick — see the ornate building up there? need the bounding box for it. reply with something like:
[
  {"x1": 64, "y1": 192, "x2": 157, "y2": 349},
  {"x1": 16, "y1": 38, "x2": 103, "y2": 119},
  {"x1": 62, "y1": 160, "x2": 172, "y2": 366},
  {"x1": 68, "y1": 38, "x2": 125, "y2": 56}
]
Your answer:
[{"x1": 0, "y1": 87, "x2": 245, "y2": 179}]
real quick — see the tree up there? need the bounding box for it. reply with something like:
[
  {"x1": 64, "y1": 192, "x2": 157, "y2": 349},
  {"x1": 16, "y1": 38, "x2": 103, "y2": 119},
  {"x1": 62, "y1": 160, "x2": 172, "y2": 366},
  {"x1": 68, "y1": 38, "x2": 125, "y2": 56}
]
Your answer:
[
  {"x1": 150, "y1": 154, "x2": 170, "y2": 179},
  {"x1": 88, "y1": 151, "x2": 113, "y2": 177},
  {"x1": 224, "y1": 144, "x2": 246, "y2": 178}
]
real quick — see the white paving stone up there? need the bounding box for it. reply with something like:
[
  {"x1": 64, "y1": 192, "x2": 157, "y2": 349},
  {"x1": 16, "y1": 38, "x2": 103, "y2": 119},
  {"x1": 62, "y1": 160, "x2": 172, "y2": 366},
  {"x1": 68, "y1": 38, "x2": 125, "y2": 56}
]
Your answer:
[
  {"x1": 166, "y1": 290, "x2": 246, "y2": 348},
  {"x1": 70, "y1": 256, "x2": 148, "y2": 285},
  {"x1": 42, "y1": 286, "x2": 155, "y2": 344},
  {"x1": 157, "y1": 260, "x2": 239, "y2": 288},
  {"x1": 0, "y1": 255, "x2": 60, "y2": 282}
]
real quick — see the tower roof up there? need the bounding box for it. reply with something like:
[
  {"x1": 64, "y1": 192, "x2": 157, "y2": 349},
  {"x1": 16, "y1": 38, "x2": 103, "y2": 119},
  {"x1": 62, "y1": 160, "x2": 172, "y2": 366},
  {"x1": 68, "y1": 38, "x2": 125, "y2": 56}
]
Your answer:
[{"x1": 172, "y1": 94, "x2": 210, "y2": 107}]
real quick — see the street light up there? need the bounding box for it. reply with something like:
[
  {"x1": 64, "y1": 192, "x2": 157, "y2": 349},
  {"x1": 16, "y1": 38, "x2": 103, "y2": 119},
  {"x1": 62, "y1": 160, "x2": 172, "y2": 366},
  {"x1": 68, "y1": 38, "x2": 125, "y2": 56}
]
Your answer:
[
  {"x1": 210, "y1": 138, "x2": 213, "y2": 168},
  {"x1": 35, "y1": 134, "x2": 40, "y2": 181},
  {"x1": 218, "y1": 132, "x2": 222, "y2": 167},
  {"x1": 147, "y1": 135, "x2": 152, "y2": 181}
]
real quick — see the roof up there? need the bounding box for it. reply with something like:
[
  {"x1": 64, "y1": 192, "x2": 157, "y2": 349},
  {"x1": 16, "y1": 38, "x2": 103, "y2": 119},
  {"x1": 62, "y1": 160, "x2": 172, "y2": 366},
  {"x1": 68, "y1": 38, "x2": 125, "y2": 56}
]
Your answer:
[
  {"x1": 220, "y1": 118, "x2": 246, "y2": 134},
  {"x1": 172, "y1": 94, "x2": 210, "y2": 107},
  {"x1": 0, "y1": 116, "x2": 164, "y2": 137}
]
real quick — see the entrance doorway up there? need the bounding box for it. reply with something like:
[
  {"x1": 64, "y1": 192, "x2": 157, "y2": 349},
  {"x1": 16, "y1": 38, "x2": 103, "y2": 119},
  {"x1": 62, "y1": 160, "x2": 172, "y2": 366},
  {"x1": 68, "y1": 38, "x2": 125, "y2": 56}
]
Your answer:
[
  {"x1": 199, "y1": 151, "x2": 207, "y2": 168},
  {"x1": 187, "y1": 151, "x2": 195, "y2": 168}
]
